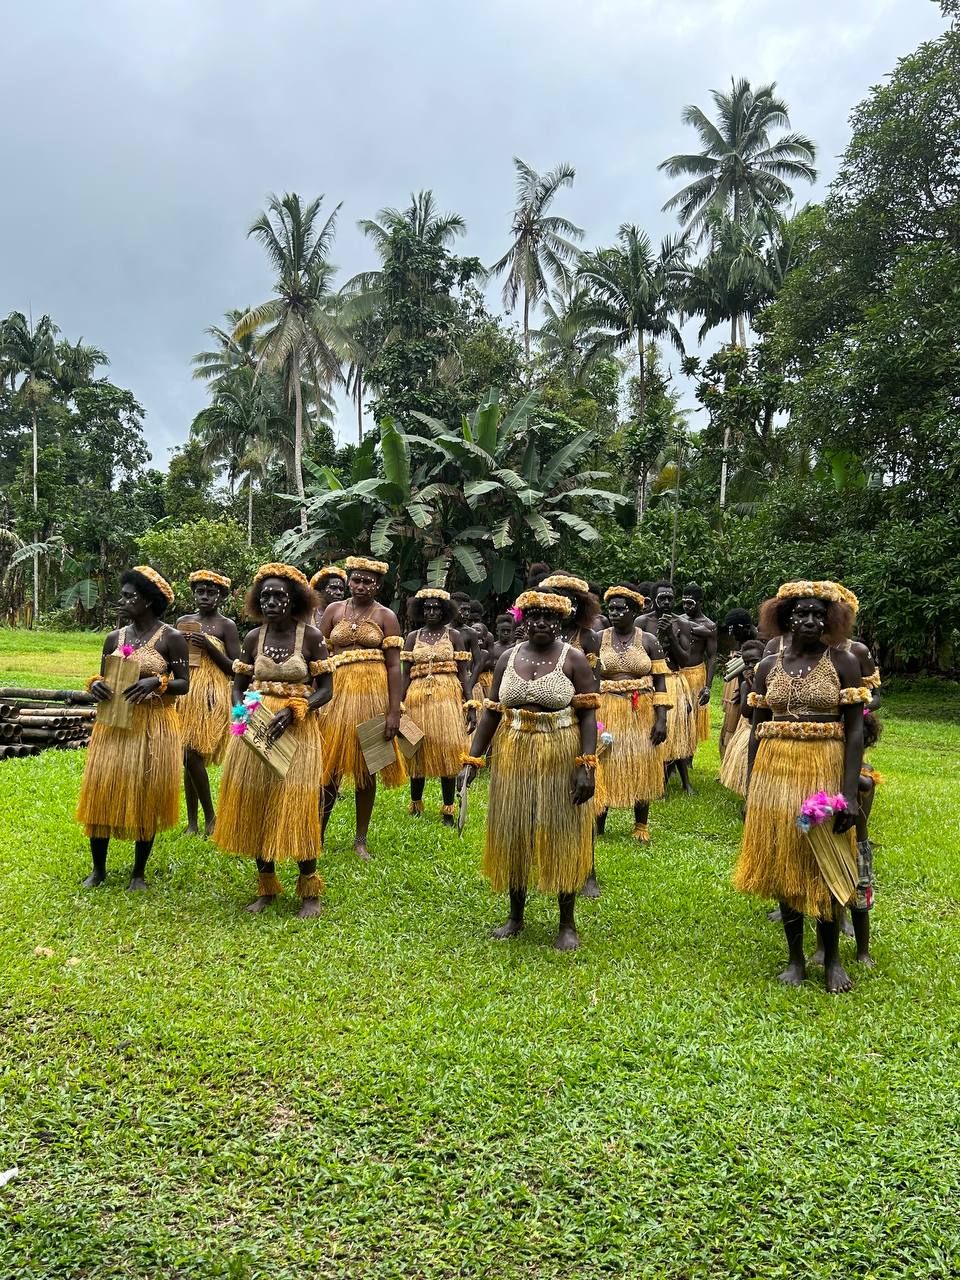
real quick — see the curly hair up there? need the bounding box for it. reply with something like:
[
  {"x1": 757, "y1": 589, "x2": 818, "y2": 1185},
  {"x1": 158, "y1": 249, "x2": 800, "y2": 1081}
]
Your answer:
[
  {"x1": 526, "y1": 562, "x2": 551, "y2": 587},
  {"x1": 244, "y1": 574, "x2": 320, "y2": 623},
  {"x1": 758, "y1": 595, "x2": 855, "y2": 645},
  {"x1": 723, "y1": 607, "x2": 754, "y2": 631},
  {"x1": 407, "y1": 594, "x2": 456, "y2": 628},
  {"x1": 121, "y1": 569, "x2": 171, "y2": 618},
  {"x1": 863, "y1": 711, "x2": 883, "y2": 751},
  {"x1": 682, "y1": 583, "x2": 704, "y2": 602}
]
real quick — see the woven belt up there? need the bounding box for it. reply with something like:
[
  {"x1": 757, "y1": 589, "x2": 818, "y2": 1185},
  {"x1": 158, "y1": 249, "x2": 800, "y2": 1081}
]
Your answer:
[
  {"x1": 757, "y1": 720, "x2": 844, "y2": 741},
  {"x1": 333, "y1": 648, "x2": 385, "y2": 668},
  {"x1": 503, "y1": 707, "x2": 574, "y2": 733},
  {"x1": 600, "y1": 678, "x2": 653, "y2": 695},
  {"x1": 408, "y1": 661, "x2": 459, "y2": 679},
  {"x1": 251, "y1": 680, "x2": 312, "y2": 697}
]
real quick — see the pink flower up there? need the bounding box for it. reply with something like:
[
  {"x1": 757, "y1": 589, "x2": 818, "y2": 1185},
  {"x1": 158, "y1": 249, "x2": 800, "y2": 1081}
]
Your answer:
[
  {"x1": 119, "y1": 645, "x2": 134, "y2": 658},
  {"x1": 230, "y1": 721, "x2": 247, "y2": 735},
  {"x1": 508, "y1": 606, "x2": 523, "y2": 623}
]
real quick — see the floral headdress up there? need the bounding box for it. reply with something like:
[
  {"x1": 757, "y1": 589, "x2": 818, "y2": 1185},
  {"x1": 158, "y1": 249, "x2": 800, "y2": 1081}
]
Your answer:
[
  {"x1": 415, "y1": 588, "x2": 450, "y2": 601},
  {"x1": 131, "y1": 565, "x2": 174, "y2": 604},
  {"x1": 252, "y1": 562, "x2": 310, "y2": 591},
  {"x1": 540, "y1": 573, "x2": 589, "y2": 595},
  {"x1": 189, "y1": 570, "x2": 232, "y2": 591},
  {"x1": 776, "y1": 580, "x2": 847, "y2": 607},
  {"x1": 604, "y1": 585, "x2": 647, "y2": 611},
  {"x1": 310, "y1": 565, "x2": 348, "y2": 588},
  {"x1": 837, "y1": 585, "x2": 860, "y2": 614},
  {"x1": 345, "y1": 556, "x2": 389, "y2": 577},
  {"x1": 514, "y1": 590, "x2": 574, "y2": 618}
]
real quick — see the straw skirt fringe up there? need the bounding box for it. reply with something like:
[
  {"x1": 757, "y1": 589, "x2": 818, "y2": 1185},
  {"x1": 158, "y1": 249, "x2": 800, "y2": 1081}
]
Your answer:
[
  {"x1": 683, "y1": 662, "x2": 711, "y2": 743},
  {"x1": 178, "y1": 648, "x2": 231, "y2": 763},
  {"x1": 213, "y1": 694, "x2": 323, "y2": 863},
  {"x1": 595, "y1": 692, "x2": 664, "y2": 809},
  {"x1": 321, "y1": 658, "x2": 406, "y2": 788},
  {"x1": 75, "y1": 699, "x2": 181, "y2": 841},
  {"x1": 719, "y1": 676, "x2": 742, "y2": 758},
  {"x1": 733, "y1": 736, "x2": 854, "y2": 918},
  {"x1": 473, "y1": 669, "x2": 493, "y2": 703},
  {"x1": 719, "y1": 717, "x2": 750, "y2": 796},
  {"x1": 482, "y1": 713, "x2": 592, "y2": 895},
  {"x1": 405, "y1": 673, "x2": 467, "y2": 778},
  {"x1": 663, "y1": 671, "x2": 697, "y2": 760}
]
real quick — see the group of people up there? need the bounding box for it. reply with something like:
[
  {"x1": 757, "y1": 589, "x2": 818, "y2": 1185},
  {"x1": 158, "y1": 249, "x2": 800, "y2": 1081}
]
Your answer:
[{"x1": 72, "y1": 558, "x2": 882, "y2": 990}]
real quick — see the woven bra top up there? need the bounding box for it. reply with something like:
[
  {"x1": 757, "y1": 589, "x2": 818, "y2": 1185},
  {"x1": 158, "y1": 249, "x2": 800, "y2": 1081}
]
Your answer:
[
  {"x1": 329, "y1": 613, "x2": 385, "y2": 652},
  {"x1": 122, "y1": 625, "x2": 169, "y2": 677},
  {"x1": 409, "y1": 630, "x2": 455, "y2": 664},
  {"x1": 253, "y1": 622, "x2": 309, "y2": 682},
  {"x1": 500, "y1": 643, "x2": 574, "y2": 711},
  {"x1": 598, "y1": 628, "x2": 652, "y2": 678},
  {"x1": 766, "y1": 648, "x2": 841, "y2": 718}
]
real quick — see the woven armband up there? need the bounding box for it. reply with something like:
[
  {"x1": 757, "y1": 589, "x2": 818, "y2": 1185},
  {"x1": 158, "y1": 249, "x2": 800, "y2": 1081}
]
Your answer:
[
  {"x1": 483, "y1": 698, "x2": 503, "y2": 713},
  {"x1": 84, "y1": 675, "x2": 101, "y2": 692},
  {"x1": 652, "y1": 693, "x2": 672, "y2": 708},
  {"x1": 153, "y1": 673, "x2": 171, "y2": 696},
  {"x1": 464, "y1": 699, "x2": 481, "y2": 711},
  {"x1": 651, "y1": 659, "x2": 670, "y2": 675},
  {"x1": 747, "y1": 692, "x2": 769, "y2": 709},
  {"x1": 461, "y1": 753, "x2": 486, "y2": 770},
  {"x1": 585, "y1": 651, "x2": 598, "y2": 669},
  {"x1": 308, "y1": 658, "x2": 332, "y2": 676},
  {"x1": 399, "y1": 651, "x2": 414, "y2": 662},
  {"x1": 839, "y1": 686, "x2": 872, "y2": 705},
  {"x1": 575, "y1": 754, "x2": 599, "y2": 769},
  {"x1": 571, "y1": 692, "x2": 600, "y2": 709},
  {"x1": 285, "y1": 697, "x2": 309, "y2": 722},
  {"x1": 382, "y1": 635, "x2": 403, "y2": 650},
  {"x1": 233, "y1": 660, "x2": 254, "y2": 675},
  {"x1": 453, "y1": 651, "x2": 471, "y2": 662},
  {"x1": 864, "y1": 669, "x2": 882, "y2": 690}
]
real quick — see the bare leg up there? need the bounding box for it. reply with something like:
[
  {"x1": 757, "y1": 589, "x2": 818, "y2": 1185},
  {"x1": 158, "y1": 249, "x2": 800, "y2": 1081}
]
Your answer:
[
  {"x1": 84, "y1": 837, "x2": 108, "y2": 888},
  {"x1": 492, "y1": 888, "x2": 525, "y2": 939},
  {"x1": 555, "y1": 891, "x2": 580, "y2": 951},
  {"x1": 184, "y1": 748, "x2": 215, "y2": 836},
  {"x1": 777, "y1": 904, "x2": 806, "y2": 986},
  {"x1": 246, "y1": 856, "x2": 280, "y2": 913},
  {"x1": 127, "y1": 838, "x2": 154, "y2": 891},
  {"x1": 183, "y1": 760, "x2": 199, "y2": 834},
  {"x1": 632, "y1": 800, "x2": 650, "y2": 842},
  {"x1": 354, "y1": 782, "x2": 376, "y2": 859},
  {"x1": 674, "y1": 758, "x2": 694, "y2": 796},
  {"x1": 851, "y1": 907, "x2": 873, "y2": 966},
  {"x1": 409, "y1": 776, "x2": 425, "y2": 816},
  {"x1": 595, "y1": 807, "x2": 608, "y2": 836},
  {"x1": 440, "y1": 776, "x2": 456, "y2": 826},
  {"x1": 818, "y1": 911, "x2": 853, "y2": 993},
  {"x1": 320, "y1": 783, "x2": 339, "y2": 844},
  {"x1": 296, "y1": 858, "x2": 323, "y2": 919}
]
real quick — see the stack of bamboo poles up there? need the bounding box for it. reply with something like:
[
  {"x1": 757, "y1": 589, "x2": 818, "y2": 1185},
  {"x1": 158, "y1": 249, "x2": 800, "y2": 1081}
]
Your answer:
[{"x1": 0, "y1": 688, "x2": 97, "y2": 759}]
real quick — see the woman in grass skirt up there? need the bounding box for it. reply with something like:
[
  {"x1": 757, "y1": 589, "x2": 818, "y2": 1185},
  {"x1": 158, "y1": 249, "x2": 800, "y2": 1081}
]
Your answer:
[
  {"x1": 213, "y1": 564, "x2": 332, "y2": 918},
  {"x1": 402, "y1": 588, "x2": 474, "y2": 826},
  {"x1": 462, "y1": 590, "x2": 598, "y2": 952},
  {"x1": 733, "y1": 581, "x2": 867, "y2": 993},
  {"x1": 76, "y1": 566, "x2": 189, "y2": 890},
  {"x1": 718, "y1": 639, "x2": 766, "y2": 798}
]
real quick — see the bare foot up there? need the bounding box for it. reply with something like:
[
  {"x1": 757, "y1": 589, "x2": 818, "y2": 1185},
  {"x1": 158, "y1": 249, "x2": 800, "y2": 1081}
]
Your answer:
[
  {"x1": 296, "y1": 898, "x2": 322, "y2": 919},
  {"x1": 492, "y1": 917, "x2": 524, "y2": 940},
  {"x1": 856, "y1": 952, "x2": 875, "y2": 969},
  {"x1": 810, "y1": 946, "x2": 825, "y2": 968},
  {"x1": 682, "y1": 782, "x2": 695, "y2": 796},
  {"x1": 554, "y1": 924, "x2": 580, "y2": 952},
  {"x1": 441, "y1": 814, "x2": 455, "y2": 828},
  {"x1": 767, "y1": 907, "x2": 783, "y2": 924},
  {"x1": 203, "y1": 816, "x2": 216, "y2": 838},
  {"x1": 184, "y1": 822, "x2": 200, "y2": 836},
  {"x1": 82, "y1": 871, "x2": 105, "y2": 889},
  {"x1": 841, "y1": 914, "x2": 855, "y2": 939},
  {"x1": 777, "y1": 961, "x2": 806, "y2": 987},
  {"x1": 825, "y1": 959, "x2": 853, "y2": 993},
  {"x1": 580, "y1": 874, "x2": 601, "y2": 899},
  {"x1": 354, "y1": 840, "x2": 371, "y2": 861},
  {"x1": 126, "y1": 876, "x2": 149, "y2": 892},
  {"x1": 245, "y1": 894, "x2": 275, "y2": 914}
]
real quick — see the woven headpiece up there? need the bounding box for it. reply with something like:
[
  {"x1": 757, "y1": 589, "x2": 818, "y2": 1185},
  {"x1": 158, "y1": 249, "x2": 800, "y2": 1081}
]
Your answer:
[
  {"x1": 776, "y1": 580, "x2": 847, "y2": 606},
  {"x1": 346, "y1": 556, "x2": 389, "y2": 577},
  {"x1": 837, "y1": 585, "x2": 860, "y2": 614},
  {"x1": 415, "y1": 588, "x2": 451, "y2": 601},
  {"x1": 252, "y1": 562, "x2": 310, "y2": 591},
  {"x1": 131, "y1": 565, "x2": 174, "y2": 604},
  {"x1": 309, "y1": 565, "x2": 348, "y2": 588},
  {"x1": 515, "y1": 590, "x2": 574, "y2": 618},
  {"x1": 604, "y1": 585, "x2": 647, "y2": 610},
  {"x1": 189, "y1": 570, "x2": 232, "y2": 591},
  {"x1": 540, "y1": 573, "x2": 590, "y2": 595}
]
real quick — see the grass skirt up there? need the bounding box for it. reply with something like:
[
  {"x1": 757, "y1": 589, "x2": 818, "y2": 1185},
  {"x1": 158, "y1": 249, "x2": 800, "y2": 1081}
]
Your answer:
[
  {"x1": 663, "y1": 671, "x2": 697, "y2": 761},
  {"x1": 733, "y1": 736, "x2": 854, "y2": 918},
  {"x1": 473, "y1": 669, "x2": 493, "y2": 703},
  {"x1": 213, "y1": 694, "x2": 323, "y2": 863},
  {"x1": 595, "y1": 692, "x2": 664, "y2": 809},
  {"x1": 719, "y1": 717, "x2": 749, "y2": 796},
  {"x1": 683, "y1": 662, "x2": 710, "y2": 743},
  {"x1": 322, "y1": 657, "x2": 406, "y2": 788},
  {"x1": 719, "y1": 676, "x2": 741, "y2": 758},
  {"x1": 405, "y1": 673, "x2": 467, "y2": 778},
  {"x1": 178, "y1": 648, "x2": 231, "y2": 763},
  {"x1": 76, "y1": 698, "x2": 181, "y2": 841},
  {"x1": 482, "y1": 709, "x2": 593, "y2": 895}
]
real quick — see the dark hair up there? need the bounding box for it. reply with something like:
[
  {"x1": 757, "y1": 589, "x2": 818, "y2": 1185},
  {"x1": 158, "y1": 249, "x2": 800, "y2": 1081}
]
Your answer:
[
  {"x1": 757, "y1": 595, "x2": 855, "y2": 645},
  {"x1": 636, "y1": 581, "x2": 654, "y2": 606},
  {"x1": 121, "y1": 569, "x2": 170, "y2": 618},
  {"x1": 682, "y1": 584, "x2": 704, "y2": 602},
  {"x1": 724, "y1": 608, "x2": 754, "y2": 630},
  {"x1": 245, "y1": 574, "x2": 320, "y2": 623},
  {"x1": 450, "y1": 590, "x2": 470, "y2": 603},
  {"x1": 588, "y1": 581, "x2": 603, "y2": 599},
  {"x1": 863, "y1": 711, "x2": 883, "y2": 751},
  {"x1": 407, "y1": 594, "x2": 456, "y2": 628},
  {"x1": 740, "y1": 639, "x2": 766, "y2": 663},
  {"x1": 526, "y1": 562, "x2": 551, "y2": 587},
  {"x1": 495, "y1": 612, "x2": 515, "y2": 627}
]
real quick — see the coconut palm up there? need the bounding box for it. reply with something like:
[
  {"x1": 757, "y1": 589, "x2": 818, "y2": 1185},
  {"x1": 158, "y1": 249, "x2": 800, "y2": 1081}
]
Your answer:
[
  {"x1": 682, "y1": 211, "x2": 781, "y2": 346},
  {"x1": 55, "y1": 338, "x2": 108, "y2": 398},
  {"x1": 490, "y1": 158, "x2": 584, "y2": 360},
  {"x1": 659, "y1": 79, "x2": 816, "y2": 240},
  {"x1": 191, "y1": 308, "x2": 259, "y2": 386},
  {"x1": 233, "y1": 193, "x2": 344, "y2": 534}
]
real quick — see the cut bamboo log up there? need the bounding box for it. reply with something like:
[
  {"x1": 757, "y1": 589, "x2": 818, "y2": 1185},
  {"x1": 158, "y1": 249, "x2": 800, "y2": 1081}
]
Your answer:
[
  {"x1": 0, "y1": 688, "x2": 95, "y2": 704},
  {"x1": 20, "y1": 728, "x2": 67, "y2": 743}
]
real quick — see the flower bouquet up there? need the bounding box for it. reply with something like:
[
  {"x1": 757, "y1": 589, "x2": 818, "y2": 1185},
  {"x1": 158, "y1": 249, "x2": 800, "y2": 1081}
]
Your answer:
[{"x1": 796, "y1": 791, "x2": 857, "y2": 906}]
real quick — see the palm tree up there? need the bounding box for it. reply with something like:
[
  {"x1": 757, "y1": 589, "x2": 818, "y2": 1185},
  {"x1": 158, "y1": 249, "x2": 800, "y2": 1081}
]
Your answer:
[
  {"x1": 0, "y1": 312, "x2": 60, "y2": 620},
  {"x1": 191, "y1": 308, "x2": 259, "y2": 385},
  {"x1": 55, "y1": 338, "x2": 108, "y2": 398},
  {"x1": 659, "y1": 79, "x2": 816, "y2": 240},
  {"x1": 233, "y1": 193, "x2": 344, "y2": 534},
  {"x1": 573, "y1": 225, "x2": 687, "y2": 418},
  {"x1": 490, "y1": 158, "x2": 584, "y2": 360},
  {"x1": 237, "y1": 437, "x2": 279, "y2": 547},
  {"x1": 682, "y1": 210, "x2": 783, "y2": 346}
]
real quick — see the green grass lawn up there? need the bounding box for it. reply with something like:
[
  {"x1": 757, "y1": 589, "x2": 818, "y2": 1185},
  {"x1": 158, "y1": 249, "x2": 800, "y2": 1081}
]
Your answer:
[{"x1": 1, "y1": 632, "x2": 959, "y2": 1277}]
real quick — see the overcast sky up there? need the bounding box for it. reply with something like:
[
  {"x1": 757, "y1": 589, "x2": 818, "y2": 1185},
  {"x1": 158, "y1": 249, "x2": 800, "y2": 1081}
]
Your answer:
[{"x1": 1, "y1": 0, "x2": 947, "y2": 464}]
